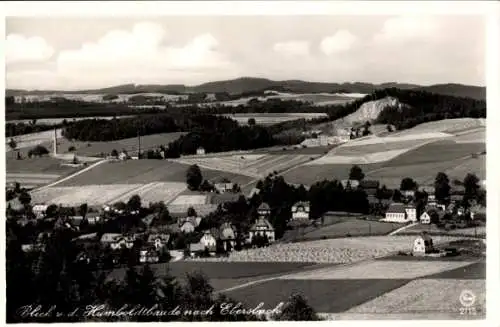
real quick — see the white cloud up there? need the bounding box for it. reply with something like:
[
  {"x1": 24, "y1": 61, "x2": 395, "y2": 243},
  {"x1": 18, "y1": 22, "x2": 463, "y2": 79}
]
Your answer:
[
  {"x1": 51, "y1": 22, "x2": 235, "y2": 88},
  {"x1": 5, "y1": 34, "x2": 55, "y2": 64},
  {"x1": 320, "y1": 30, "x2": 358, "y2": 55},
  {"x1": 373, "y1": 16, "x2": 438, "y2": 43},
  {"x1": 273, "y1": 40, "x2": 310, "y2": 56}
]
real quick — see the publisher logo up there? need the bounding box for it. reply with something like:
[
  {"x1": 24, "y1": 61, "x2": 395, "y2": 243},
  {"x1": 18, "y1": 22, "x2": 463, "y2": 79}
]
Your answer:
[{"x1": 459, "y1": 290, "x2": 476, "y2": 308}]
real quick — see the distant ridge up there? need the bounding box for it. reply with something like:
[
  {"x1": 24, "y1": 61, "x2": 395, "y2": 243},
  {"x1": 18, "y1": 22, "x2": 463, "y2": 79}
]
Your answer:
[{"x1": 5, "y1": 77, "x2": 485, "y2": 100}]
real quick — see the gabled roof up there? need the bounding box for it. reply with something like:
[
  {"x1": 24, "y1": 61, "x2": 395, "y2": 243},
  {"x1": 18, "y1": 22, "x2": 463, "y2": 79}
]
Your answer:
[
  {"x1": 147, "y1": 233, "x2": 170, "y2": 244},
  {"x1": 386, "y1": 203, "x2": 407, "y2": 214},
  {"x1": 100, "y1": 233, "x2": 122, "y2": 243},
  {"x1": 220, "y1": 223, "x2": 236, "y2": 240},
  {"x1": 258, "y1": 202, "x2": 271, "y2": 211}
]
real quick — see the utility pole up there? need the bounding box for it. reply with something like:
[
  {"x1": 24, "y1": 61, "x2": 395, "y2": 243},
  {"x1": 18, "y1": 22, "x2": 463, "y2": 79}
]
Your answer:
[{"x1": 137, "y1": 130, "x2": 141, "y2": 159}]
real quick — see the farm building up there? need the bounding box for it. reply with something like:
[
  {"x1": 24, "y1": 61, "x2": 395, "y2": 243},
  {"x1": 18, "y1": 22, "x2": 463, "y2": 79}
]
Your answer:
[
  {"x1": 470, "y1": 205, "x2": 486, "y2": 220},
  {"x1": 383, "y1": 203, "x2": 417, "y2": 223},
  {"x1": 86, "y1": 212, "x2": 101, "y2": 225},
  {"x1": 257, "y1": 202, "x2": 271, "y2": 217},
  {"x1": 412, "y1": 233, "x2": 434, "y2": 256},
  {"x1": 179, "y1": 220, "x2": 196, "y2": 234},
  {"x1": 248, "y1": 217, "x2": 275, "y2": 244},
  {"x1": 341, "y1": 179, "x2": 360, "y2": 189},
  {"x1": 291, "y1": 201, "x2": 310, "y2": 220},
  {"x1": 189, "y1": 243, "x2": 207, "y2": 256},
  {"x1": 147, "y1": 233, "x2": 170, "y2": 250},
  {"x1": 196, "y1": 147, "x2": 205, "y2": 155},
  {"x1": 219, "y1": 222, "x2": 237, "y2": 251}
]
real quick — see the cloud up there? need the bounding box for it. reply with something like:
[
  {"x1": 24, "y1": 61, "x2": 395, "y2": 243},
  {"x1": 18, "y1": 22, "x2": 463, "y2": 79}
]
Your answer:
[
  {"x1": 5, "y1": 34, "x2": 55, "y2": 64},
  {"x1": 273, "y1": 41, "x2": 310, "y2": 56},
  {"x1": 320, "y1": 30, "x2": 358, "y2": 55},
  {"x1": 52, "y1": 22, "x2": 235, "y2": 88},
  {"x1": 373, "y1": 16, "x2": 438, "y2": 43}
]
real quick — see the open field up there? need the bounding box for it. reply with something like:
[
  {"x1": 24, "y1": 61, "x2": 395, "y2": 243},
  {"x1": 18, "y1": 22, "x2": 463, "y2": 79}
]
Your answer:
[
  {"x1": 169, "y1": 194, "x2": 209, "y2": 206},
  {"x1": 384, "y1": 140, "x2": 484, "y2": 167},
  {"x1": 8, "y1": 115, "x2": 133, "y2": 125},
  {"x1": 55, "y1": 160, "x2": 253, "y2": 187},
  {"x1": 29, "y1": 181, "x2": 187, "y2": 206},
  {"x1": 176, "y1": 153, "x2": 318, "y2": 178},
  {"x1": 282, "y1": 122, "x2": 485, "y2": 186},
  {"x1": 294, "y1": 220, "x2": 404, "y2": 240},
  {"x1": 280, "y1": 260, "x2": 477, "y2": 280},
  {"x1": 16, "y1": 132, "x2": 185, "y2": 158},
  {"x1": 396, "y1": 118, "x2": 486, "y2": 134},
  {"x1": 192, "y1": 235, "x2": 474, "y2": 264},
  {"x1": 397, "y1": 224, "x2": 486, "y2": 238},
  {"x1": 6, "y1": 157, "x2": 83, "y2": 189},
  {"x1": 218, "y1": 113, "x2": 329, "y2": 125},
  {"x1": 6, "y1": 128, "x2": 63, "y2": 151},
  {"x1": 345, "y1": 278, "x2": 485, "y2": 316},
  {"x1": 283, "y1": 163, "x2": 383, "y2": 185}
]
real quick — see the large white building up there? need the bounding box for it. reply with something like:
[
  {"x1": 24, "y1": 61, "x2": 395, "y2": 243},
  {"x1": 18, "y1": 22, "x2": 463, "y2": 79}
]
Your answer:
[{"x1": 383, "y1": 203, "x2": 417, "y2": 223}]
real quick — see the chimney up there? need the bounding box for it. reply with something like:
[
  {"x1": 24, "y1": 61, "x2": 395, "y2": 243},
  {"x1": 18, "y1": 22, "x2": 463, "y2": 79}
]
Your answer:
[{"x1": 53, "y1": 129, "x2": 57, "y2": 156}]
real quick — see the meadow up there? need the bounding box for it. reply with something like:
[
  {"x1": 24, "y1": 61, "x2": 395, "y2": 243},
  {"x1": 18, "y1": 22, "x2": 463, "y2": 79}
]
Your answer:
[
  {"x1": 219, "y1": 113, "x2": 328, "y2": 125},
  {"x1": 55, "y1": 160, "x2": 253, "y2": 187}
]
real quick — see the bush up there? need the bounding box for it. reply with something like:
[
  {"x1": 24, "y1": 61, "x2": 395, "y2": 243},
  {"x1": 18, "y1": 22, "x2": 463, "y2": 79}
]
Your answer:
[
  {"x1": 28, "y1": 145, "x2": 49, "y2": 157},
  {"x1": 68, "y1": 146, "x2": 76, "y2": 152}
]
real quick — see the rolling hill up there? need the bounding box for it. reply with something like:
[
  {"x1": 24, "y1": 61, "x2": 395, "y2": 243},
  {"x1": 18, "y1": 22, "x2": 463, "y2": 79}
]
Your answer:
[{"x1": 6, "y1": 77, "x2": 485, "y2": 100}]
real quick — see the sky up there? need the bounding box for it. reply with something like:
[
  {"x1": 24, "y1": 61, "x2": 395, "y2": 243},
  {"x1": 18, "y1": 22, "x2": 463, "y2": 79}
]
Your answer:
[{"x1": 5, "y1": 15, "x2": 485, "y2": 90}]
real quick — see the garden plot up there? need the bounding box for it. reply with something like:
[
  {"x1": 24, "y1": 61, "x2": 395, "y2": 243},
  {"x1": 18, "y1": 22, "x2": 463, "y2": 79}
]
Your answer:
[
  {"x1": 30, "y1": 184, "x2": 143, "y2": 206},
  {"x1": 345, "y1": 279, "x2": 485, "y2": 314},
  {"x1": 280, "y1": 260, "x2": 476, "y2": 280}
]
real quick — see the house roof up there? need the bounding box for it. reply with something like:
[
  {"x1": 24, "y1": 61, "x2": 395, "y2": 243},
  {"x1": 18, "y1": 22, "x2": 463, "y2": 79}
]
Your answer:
[
  {"x1": 359, "y1": 180, "x2": 380, "y2": 189},
  {"x1": 251, "y1": 217, "x2": 274, "y2": 231},
  {"x1": 220, "y1": 223, "x2": 236, "y2": 240},
  {"x1": 189, "y1": 243, "x2": 205, "y2": 252},
  {"x1": 147, "y1": 233, "x2": 170, "y2": 244},
  {"x1": 258, "y1": 202, "x2": 271, "y2": 211},
  {"x1": 341, "y1": 179, "x2": 360, "y2": 188},
  {"x1": 386, "y1": 203, "x2": 407, "y2": 214},
  {"x1": 100, "y1": 233, "x2": 122, "y2": 243}
]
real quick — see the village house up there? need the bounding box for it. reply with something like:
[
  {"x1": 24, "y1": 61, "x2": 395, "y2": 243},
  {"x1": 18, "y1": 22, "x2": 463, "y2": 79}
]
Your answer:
[
  {"x1": 147, "y1": 233, "x2": 170, "y2": 250},
  {"x1": 196, "y1": 147, "x2": 205, "y2": 155},
  {"x1": 413, "y1": 233, "x2": 434, "y2": 256},
  {"x1": 402, "y1": 190, "x2": 416, "y2": 199},
  {"x1": 219, "y1": 222, "x2": 237, "y2": 251},
  {"x1": 201, "y1": 229, "x2": 218, "y2": 249},
  {"x1": 100, "y1": 233, "x2": 135, "y2": 250},
  {"x1": 214, "y1": 178, "x2": 234, "y2": 193},
  {"x1": 248, "y1": 217, "x2": 275, "y2": 244},
  {"x1": 32, "y1": 204, "x2": 48, "y2": 219},
  {"x1": 178, "y1": 215, "x2": 201, "y2": 234},
  {"x1": 291, "y1": 201, "x2": 310, "y2": 220},
  {"x1": 257, "y1": 202, "x2": 271, "y2": 218},
  {"x1": 383, "y1": 203, "x2": 417, "y2": 223},
  {"x1": 341, "y1": 179, "x2": 360, "y2": 190},
  {"x1": 419, "y1": 211, "x2": 432, "y2": 224},
  {"x1": 118, "y1": 150, "x2": 129, "y2": 161},
  {"x1": 86, "y1": 212, "x2": 101, "y2": 225},
  {"x1": 139, "y1": 248, "x2": 159, "y2": 263}
]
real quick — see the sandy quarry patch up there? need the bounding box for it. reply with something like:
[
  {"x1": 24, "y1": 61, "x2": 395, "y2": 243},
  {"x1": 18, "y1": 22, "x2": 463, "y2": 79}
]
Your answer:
[
  {"x1": 280, "y1": 260, "x2": 476, "y2": 280},
  {"x1": 169, "y1": 194, "x2": 208, "y2": 206},
  {"x1": 346, "y1": 279, "x2": 485, "y2": 314},
  {"x1": 307, "y1": 149, "x2": 409, "y2": 165}
]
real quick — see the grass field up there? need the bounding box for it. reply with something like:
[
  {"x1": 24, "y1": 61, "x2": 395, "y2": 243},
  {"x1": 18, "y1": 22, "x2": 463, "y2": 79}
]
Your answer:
[
  {"x1": 294, "y1": 220, "x2": 404, "y2": 241},
  {"x1": 218, "y1": 113, "x2": 329, "y2": 125},
  {"x1": 397, "y1": 223, "x2": 486, "y2": 238},
  {"x1": 384, "y1": 140, "x2": 485, "y2": 167},
  {"x1": 55, "y1": 160, "x2": 253, "y2": 187},
  {"x1": 283, "y1": 163, "x2": 383, "y2": 185}
]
